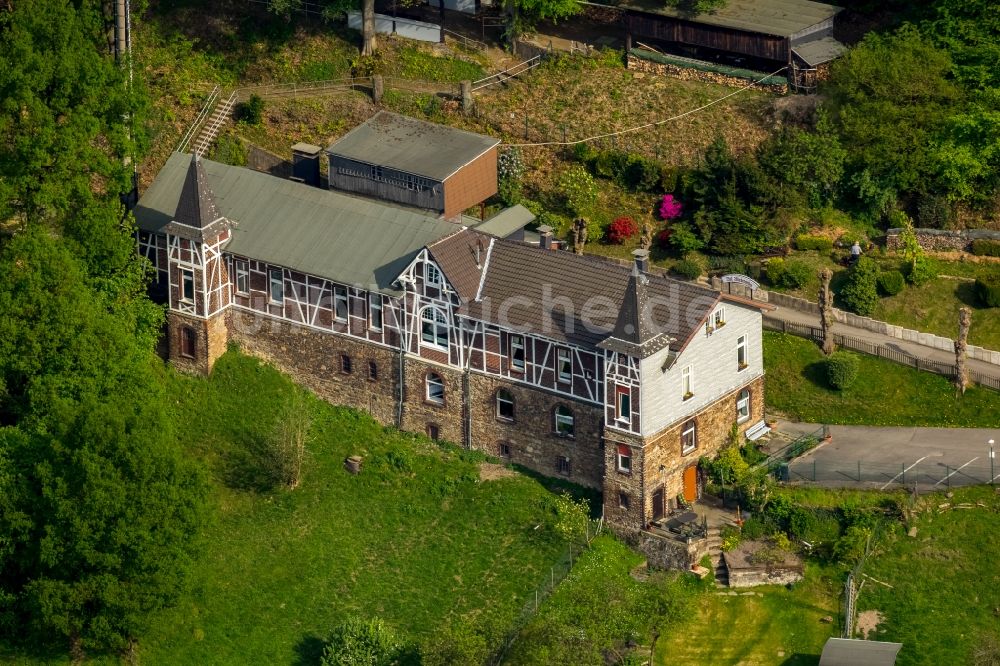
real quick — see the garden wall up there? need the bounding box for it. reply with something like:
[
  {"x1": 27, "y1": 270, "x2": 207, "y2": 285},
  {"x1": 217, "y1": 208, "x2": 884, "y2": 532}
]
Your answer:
[
  {"x1": 611, "y1": 524, "x2": 707, "y2": 571},
  {"x1": 885, "y1": 227, "x2": 1000, "y2": 253},
  {"x1": 765, "y1": 291, "x2": 1000, "y2": 366}
]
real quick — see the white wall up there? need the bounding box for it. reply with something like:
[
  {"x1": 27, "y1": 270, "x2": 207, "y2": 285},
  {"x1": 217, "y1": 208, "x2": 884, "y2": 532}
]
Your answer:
[{"x1": 639, "y1": 302, "x2": 763, "y2": 436}]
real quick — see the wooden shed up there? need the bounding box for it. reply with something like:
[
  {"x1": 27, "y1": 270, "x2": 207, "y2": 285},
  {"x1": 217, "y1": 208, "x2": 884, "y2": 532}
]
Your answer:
[
  {"x1": 326, "y1": 112, "x2": 500, "y2": 220},
  {"x1": 622, "y1": 0, "x2": 846, "y2": 89}
]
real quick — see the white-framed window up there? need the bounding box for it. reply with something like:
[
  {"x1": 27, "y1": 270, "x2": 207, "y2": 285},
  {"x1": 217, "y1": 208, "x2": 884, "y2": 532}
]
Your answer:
[
  {"x1": 496, "y1": 389, "x2": 515, "y2": 421},
  {"x1": 421, "y1": 308, "x2": 449, "y2": 349},
  {"x1": 369, "y1": 293, "x2": 383, "y2": 331},
  {"x1": 334, "y1": 286, "x2": 349, "y2": 322},
  {"x1": 554, "y1": 405, "x2": 574, "y2": 437},
  {"x1": 235, "y1": 260, "x2": 249, "y2": 295},
  {"x1": 681, "y1": 419, "x2": 697, "y2": 454},
  {"x1": 268, "y1": 269, "x2": 283, "y2": 304},
  {"x1": 681, "y1": 366, "x2": 693, "y2": 400},
  {"x1": 714, "y1": 307, "x2": 726, "y2": 328},
  {"x1": 737, "y1": 388, "x2": 751, "y2": 423},
  {"x1": 181, "y1": 269, "x2": 195, "y2": 302},
  {"x1": 616, "y1": 444, "x2": 632, "y2": 473},
  {"x1": 737, "y1": 335, "x2": 748, "y2": 371},
  {"x1": 425, "y1": 372, "x2": 444, "y2": 405},
  {"x1": 615, "y1": 385, "x2": 631, "y2": 423},
  {"x1": 557, "y1": 348, "x2": 572, "y2": 383},
  {"x1": 510, "y1": 334, "x2": 526, "y2": 371},
  {"x1": 425, "y1": 262, "x2": 442, "y2": 287}
]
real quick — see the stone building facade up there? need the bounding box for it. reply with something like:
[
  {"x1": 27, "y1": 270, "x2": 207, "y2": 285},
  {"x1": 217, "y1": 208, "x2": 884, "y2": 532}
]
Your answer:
[{"x1": 136, "y1": 145, "x2": 772, "y2": 535}]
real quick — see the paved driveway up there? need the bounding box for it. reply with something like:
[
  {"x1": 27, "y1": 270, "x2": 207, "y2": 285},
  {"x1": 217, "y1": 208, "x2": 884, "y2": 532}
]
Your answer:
[{"x1": 769, "y1": 421, "x2": 1000, "y2": 490}]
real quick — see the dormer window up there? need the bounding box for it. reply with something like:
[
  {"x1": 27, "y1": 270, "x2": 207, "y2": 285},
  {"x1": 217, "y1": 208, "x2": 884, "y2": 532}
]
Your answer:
[{"x1": 425, "y1": 262, "x2": 442, "y2": 287}]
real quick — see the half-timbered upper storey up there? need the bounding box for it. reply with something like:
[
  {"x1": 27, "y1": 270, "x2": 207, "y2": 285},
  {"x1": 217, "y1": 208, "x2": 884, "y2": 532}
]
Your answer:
[{"x1": 135, "y1": 152, "x2": 768, "y2": 437}]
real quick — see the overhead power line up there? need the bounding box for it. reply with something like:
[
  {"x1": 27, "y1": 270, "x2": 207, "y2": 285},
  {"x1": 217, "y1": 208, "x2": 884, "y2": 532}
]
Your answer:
[{"x1": 505, "y1": 66, "x2": 787, "y2": 148}]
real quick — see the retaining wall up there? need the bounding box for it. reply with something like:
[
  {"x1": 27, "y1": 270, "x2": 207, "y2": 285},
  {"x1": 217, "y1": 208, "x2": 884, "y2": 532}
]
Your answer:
[
  {"x1": 765, "y1": 291, "x2": 1000, "y2": 366},
  {"x1": 886, "y1": 227, "x2": 1000, "y2": 253}
]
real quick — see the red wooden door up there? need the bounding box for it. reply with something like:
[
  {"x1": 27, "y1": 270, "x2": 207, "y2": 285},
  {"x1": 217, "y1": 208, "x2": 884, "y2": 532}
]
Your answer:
[{"x1": 683, "y1": 466, "x2": 698, "y2": 503}]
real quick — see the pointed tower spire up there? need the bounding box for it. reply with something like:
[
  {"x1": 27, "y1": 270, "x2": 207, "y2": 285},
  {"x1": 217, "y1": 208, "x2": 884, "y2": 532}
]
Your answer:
[
  {"x1": 599, "y1": 250, "x2": 673, "y2": 357},
  {"x1": 167, "y1": 154, "x2": 229, "y2": 241}
]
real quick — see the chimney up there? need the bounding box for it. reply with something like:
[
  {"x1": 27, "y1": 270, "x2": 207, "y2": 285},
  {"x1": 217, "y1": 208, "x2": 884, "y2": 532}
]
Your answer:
[
  {"x1": 538, "y1": 225, "x2": 553, "y2": 250},
  {"x1": 632, "y1": 248, "x2": 649, "y2": 273},
  {"x1": 291, "y1": 142, "x2": 323, "y2": 187}
]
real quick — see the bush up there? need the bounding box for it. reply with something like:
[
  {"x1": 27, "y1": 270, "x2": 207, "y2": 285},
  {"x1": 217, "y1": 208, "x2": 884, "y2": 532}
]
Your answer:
[
  {"x1": 904, "y1": 256, "x2": 937, "y2": 286},
  {"x1": 975, "y1": 271, "x2": 1000, "y2": 307},
  {"x1": 623, "y1": 154, "x2": 662, "y2": 191},
  {"x1": 322, "y1": 617, "x2": 400, "y2": 666},
  {"x1": 673, "y1": 258, "x2": 702, "y2": 280},
  {"x1": 781, "y1": 260, "x2": 813, "y2": 289},
  {"x1": 558, "y1": 166, "x2": 598, "y2": 216},
  {"x1": 668, "y1": 222, "x2": 704, "y2": 254},
  {"x1": 840, "y1": 256, "x2": 880, "y2": 316},
  {"x1": 971, "y1": 239, "x2": 1000, "y2": 257},
  {"x1": 238, "y1": 94, "x2": 265, "y2": 125},
  {"x1": 795, "y1": 235, "x2": 834, "y2": 252},
  {"x1": 606, "y1": 216, "x2": 639, "y2": 244},
  {"x1": 764, "y1": 258, "x2": 786, "y2": 286},
  {"x1": 877, "y1": 269, "x2": 906, "y2": 296},
  {"x1": 826, "y1": 352, "x2": 859, "y2": 390}
]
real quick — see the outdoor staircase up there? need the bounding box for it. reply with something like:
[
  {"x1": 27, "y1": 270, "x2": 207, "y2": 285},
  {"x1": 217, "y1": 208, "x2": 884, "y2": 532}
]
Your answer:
[
  {"x1": 706, "y1": 526, "x2": 729, "y2": 587},
  {"x1": 192, "y1": 92, "x2": 238, "y2": 157}
]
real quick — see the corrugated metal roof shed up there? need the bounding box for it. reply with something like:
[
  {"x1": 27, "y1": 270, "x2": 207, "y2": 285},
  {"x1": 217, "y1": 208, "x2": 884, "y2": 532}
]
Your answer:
[
  {"x1": 326, "y1": 111, "x2": 500, "y2": 182},
  {"x1": 470, "y1": 204, "x2": 536, "y2": 238},
  {"x1": 134, "y1": 152, "x2": 457, "y2": 292},
  {"x1": 819, "y1": 639, "x2": 902, "y2": 666},
  {"x1": 793, "y1": 36, "x2": 847, "y2": 65},
  {"x1": 624, "y1": 0, "x2": 842, "y2": 37}
]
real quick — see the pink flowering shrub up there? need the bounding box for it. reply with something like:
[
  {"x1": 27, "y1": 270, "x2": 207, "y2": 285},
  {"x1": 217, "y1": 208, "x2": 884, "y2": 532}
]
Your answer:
[{"x1": 659, "y1": 194, "x2": 683, "y2": 220}]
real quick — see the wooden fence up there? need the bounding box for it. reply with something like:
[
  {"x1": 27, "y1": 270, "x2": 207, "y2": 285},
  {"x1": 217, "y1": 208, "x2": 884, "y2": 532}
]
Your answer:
[{"x1": 763, "y1": 315, "x2": 1000, "y2": 391}]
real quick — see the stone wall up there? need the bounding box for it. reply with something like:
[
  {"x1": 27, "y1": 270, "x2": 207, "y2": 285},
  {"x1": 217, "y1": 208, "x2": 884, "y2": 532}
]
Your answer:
[
  {"x1": 611, "y1": 524, "x2": 707, "y2": 571},
  {"x1": 167, "y1": 311, "x2": 230, "y2": 375},
  {"x1": 727, "y1": 564, "x2": 804, "y2": 588},
  {"x1": 468, "y1": 373, "x2": 604, "y2": 489},
  {"x1": 602, "y1": 377, "x2": 765, "y2": 527},
  {"x1": 626, "y1": 55, "x2": 788, "y2": 94},
  {"x1": 767, "y1": 291, "x2": 1000, "y2": 366},
  {"x1": 886, "y1": 227, "x2": 1000, "y2": 253}
]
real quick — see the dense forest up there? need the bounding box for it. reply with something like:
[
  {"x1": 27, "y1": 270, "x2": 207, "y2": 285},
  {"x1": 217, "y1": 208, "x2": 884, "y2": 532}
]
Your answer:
[{"x1": 0, "y1": 0, "x2": 205, "y2": 657}]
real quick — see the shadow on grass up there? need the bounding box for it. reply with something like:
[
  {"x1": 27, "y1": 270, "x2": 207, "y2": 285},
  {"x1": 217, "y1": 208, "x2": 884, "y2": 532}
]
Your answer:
[
  {"x1": 511, "y1": 464, "x2": 603, "y2": 517},
  {"x1": 803, "y1": 361, "x2": 833, "y2": 391},
  {"x1": 293, "y1": 634, "x2": 325, "y2": 666},
  {"x1": 220, "y1": 432, "x2": 281, "y2": 492},
  {"x1": 955, "y1": 280, "x2": 981, "y2": 308},
  {"x1": 780, "y1": 653, "x2": 820, "y2": 665}
]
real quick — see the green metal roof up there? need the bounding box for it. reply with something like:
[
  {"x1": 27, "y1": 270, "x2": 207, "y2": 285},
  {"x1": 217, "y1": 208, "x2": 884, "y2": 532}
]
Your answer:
[
  {"x1": 624, "y1": 0, "x2": 842, "y2": 38},
  {"x1": 326, "y1": 111, "x2": 500, "y2": 182},
  {"x1": 134, "y1": 152, "x2": 458, "y2": 292},
  {"x1": 793, "y1": 36, "x2": 847, "y2": 65},
  {"x1": 469, "y1": 204, "x2": 536, "y2": 238}
]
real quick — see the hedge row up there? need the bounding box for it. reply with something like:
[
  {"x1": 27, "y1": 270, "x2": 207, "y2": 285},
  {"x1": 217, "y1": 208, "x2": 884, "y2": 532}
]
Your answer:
[{"x1": 971, "y1": 239, "x2": 1000, "y2": 257}]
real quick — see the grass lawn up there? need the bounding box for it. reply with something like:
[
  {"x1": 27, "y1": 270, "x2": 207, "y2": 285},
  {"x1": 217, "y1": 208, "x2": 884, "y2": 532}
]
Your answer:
[
  {"x1": 655, "y1": 562, "x2": 842, "y2": 666},
  {"x1": 858, "y1": 486, "x2": 1000, "y2": 666},
  {"x1": 0, "y1": 350, "x2": 578, "y2": 664},
  {"x1": 763, "y1": 331, "x2": 1000, "y2": 427}
]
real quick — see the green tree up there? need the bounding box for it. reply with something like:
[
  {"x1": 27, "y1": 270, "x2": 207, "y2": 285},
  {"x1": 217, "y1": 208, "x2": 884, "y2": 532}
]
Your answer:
[
  {"x1": 758, "y1": 111, "x2": 846, "y2": 208},
  {"x1": 558, "y1": 165, "x2": 599, "y2": 217},
  {"x1": 0, "y1": 232, "x2": 206, "y2": 655},
  {"x1": 504, "y1": 0, "x2": 581, "y2": 44},
  {"x1": 322, "y1": 617, "x2": 401, "y2": 666},
  {"x1": 839, "y1": 256, "x2": 881, "y2": 316}
]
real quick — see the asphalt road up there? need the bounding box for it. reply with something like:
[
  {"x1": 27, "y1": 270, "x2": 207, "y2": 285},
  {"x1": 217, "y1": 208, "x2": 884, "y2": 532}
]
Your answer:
[{"x1": 770, "y1": 421, "x2": 1000, "y2": 490}]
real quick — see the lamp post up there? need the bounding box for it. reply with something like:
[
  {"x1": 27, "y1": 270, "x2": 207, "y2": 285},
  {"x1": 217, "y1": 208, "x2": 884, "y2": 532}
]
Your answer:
[{"x1": 990, "y1": 439, "x2": 995, "y2": 486}]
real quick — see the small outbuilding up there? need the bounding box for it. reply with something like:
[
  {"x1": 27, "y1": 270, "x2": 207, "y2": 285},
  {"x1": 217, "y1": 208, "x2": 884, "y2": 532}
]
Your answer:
[
  {"x1": 326, "y1": 111, "x2": 500, "y2": 220},
  {"x1": 820, "y1": 638, "x2": 902, "y2": 666},
  {"x1": 622, "y1": 0, "x2": 846, "y2": 90}
]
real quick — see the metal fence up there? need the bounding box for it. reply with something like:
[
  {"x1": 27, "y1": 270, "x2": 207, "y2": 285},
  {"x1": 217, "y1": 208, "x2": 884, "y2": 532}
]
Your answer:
[
  {"x1": 782, "y1": 456, "x2": 1000, "y2": 491},
  {"x1": 763, "y1": 315, "x2": 1000, "y2": 391},
  {"x1": 487, "y1": 518, "x2": 604, "y2": 665}
]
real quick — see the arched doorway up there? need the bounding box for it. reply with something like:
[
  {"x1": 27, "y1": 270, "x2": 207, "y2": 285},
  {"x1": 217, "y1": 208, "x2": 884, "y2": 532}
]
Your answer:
[{"x1": 683, "y1": 465, "x2": 698, "y2": 503}]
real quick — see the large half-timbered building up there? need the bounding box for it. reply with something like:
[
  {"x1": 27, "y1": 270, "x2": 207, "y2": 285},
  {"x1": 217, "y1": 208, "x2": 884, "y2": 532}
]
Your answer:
[{"x1": 136, "y1": 141, "x2": 771, "y2": 530}]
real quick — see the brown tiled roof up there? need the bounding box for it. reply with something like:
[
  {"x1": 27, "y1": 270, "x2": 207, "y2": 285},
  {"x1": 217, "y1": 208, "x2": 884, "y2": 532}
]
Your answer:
[
  {"x1": 460, "y1": 240, "x2": 720, "y2": 353},
  {"x1": 427, "y1": 228, "x2": 491, "y2": 302}
]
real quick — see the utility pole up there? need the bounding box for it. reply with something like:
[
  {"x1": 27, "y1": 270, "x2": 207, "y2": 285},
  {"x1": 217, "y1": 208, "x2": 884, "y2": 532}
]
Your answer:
[{"x1": 114, "y1": 0, "x2": 138, "y2": 210}]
